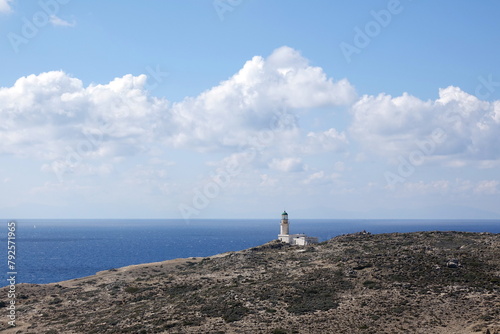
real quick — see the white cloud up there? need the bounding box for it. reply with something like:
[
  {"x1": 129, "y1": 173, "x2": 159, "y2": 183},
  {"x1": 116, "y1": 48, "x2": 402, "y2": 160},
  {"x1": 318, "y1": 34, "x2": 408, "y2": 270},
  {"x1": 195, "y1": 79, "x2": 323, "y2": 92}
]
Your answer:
[
  {"x1": 401, "y1": 179, "x2": 499, "y2": 196},
  {"x1": 259, "y1": 174, "x2": 278, "y2": 187},
  {"x1": 28, "y1": 180, "x2": 93, "y2": 196},
  {"x1": 350, "y1": 87, "x2": 500, "y2": 161},
  {"x1": 50, "y1": 15, "x2": 76, "y2": 27},
  {"x1": 301, "y1": 170, "x2": 343, "y2": 187},
  {"x1": 0, "y1": 0, "x2": 12, "y2": 13},
  {"x1": 41, "y1": 161, "x2": 113, "y2": 177},
  {"x1": 167, "y1": 46, "x2": 356, "y2": 150},
  {"x1": 403, "y1": 180, "x2": 450, "y2": 194},
  {"x1": 302, "y1": 171, "x2": 325, "y2": 185},
  {"x1": 122, "y1": 163, "x2": 173, "y2": 194},
  {"x1": 2, "y1": 47, "x2": 498, "y2": 218},
  {"x1": 473, "y1": 180, "x2": 499, "y2": 195},
  {"x1": 0, "y1": 71, "x2": 167, "y2": 166},
  {"x1": 305, "y1": 128, "x2": 348, "y2": 153},
  {"x1": 0, "y1": 47, "x2": 356, "y2": 175},
  {"x1": 269, "y1": 157, "x2": 305, "y2": 172}
]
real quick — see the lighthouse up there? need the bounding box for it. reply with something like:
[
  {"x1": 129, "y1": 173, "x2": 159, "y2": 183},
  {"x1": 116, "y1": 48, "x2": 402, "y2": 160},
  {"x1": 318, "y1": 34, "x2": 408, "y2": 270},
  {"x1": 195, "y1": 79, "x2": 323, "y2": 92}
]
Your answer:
[
  {"x1": 280, "y1": 211, "x2": 289, "y2": 235},
  {"x1": 278, "y1": 211, "x2": 318, "y2": 245}
]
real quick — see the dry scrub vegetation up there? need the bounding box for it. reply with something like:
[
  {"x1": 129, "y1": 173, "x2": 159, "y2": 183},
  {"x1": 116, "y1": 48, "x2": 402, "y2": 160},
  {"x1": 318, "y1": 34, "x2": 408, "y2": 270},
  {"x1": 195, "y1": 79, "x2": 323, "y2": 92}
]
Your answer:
[{"x1": 1, "y1": 231, "x2": 499, "y2": 333}]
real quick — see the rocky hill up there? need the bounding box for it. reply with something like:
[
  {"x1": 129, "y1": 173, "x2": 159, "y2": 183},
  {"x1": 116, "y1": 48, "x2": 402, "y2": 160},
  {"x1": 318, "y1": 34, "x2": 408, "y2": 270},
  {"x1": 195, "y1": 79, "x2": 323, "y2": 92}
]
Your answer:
[{"x1": 1, "y1": 231, "x2": 499, "y2": 333}]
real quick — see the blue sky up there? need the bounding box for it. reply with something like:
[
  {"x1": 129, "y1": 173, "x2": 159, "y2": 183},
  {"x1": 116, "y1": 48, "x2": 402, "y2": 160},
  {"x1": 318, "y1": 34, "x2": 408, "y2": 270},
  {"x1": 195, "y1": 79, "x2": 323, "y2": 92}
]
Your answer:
[{"x1": 1, "y1": 0, "x2": 499, "y2": 219}]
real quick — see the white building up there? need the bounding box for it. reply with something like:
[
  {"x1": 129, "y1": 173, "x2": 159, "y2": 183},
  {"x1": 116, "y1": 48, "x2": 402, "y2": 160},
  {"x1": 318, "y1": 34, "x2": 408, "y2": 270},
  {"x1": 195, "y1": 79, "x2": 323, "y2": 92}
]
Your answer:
[{"x1": 278, "y1": 211, "x2": 318, "y2": 245}]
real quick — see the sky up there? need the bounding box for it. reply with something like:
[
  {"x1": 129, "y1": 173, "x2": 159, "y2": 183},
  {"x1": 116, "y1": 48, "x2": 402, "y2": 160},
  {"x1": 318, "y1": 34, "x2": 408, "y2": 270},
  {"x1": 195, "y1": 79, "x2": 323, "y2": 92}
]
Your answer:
[{"x1": 1, "y1": 0, "x2": 500, "y2": 220}]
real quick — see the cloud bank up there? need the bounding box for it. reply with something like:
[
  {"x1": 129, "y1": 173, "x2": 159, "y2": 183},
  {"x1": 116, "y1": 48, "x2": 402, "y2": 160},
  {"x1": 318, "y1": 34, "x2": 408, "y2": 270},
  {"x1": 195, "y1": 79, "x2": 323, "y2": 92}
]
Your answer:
[
  {"x1": 0, "y1": 47, "x2": 357, "y2": 174},
  {"x1": 0, "y1": 47, "x2": 500, "y2": 215},
  {"x1": 350, "y1": 87, "x2": 500, "y2": 163},
  {"x1": 167, "y1": 46, "x2": 356, "y2": 150},
  {"x1": 2, "y1": 46, "x2": 499, "y2": 171},
  {"x1": 0, "y1": 71, "x2": 165, "y2": 162}
]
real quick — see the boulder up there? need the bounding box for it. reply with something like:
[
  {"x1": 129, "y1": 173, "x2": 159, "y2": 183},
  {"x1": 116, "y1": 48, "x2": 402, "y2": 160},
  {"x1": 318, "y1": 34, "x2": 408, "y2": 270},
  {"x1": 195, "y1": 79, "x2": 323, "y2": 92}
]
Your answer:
[{"x1": 447, "y1": 259, "x2": 460, "y2": 268}]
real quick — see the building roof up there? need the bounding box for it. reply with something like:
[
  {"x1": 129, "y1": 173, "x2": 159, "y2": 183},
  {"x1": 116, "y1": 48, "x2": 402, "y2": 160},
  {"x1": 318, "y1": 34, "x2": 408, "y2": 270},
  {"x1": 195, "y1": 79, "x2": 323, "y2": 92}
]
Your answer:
[{"x1": 282, "y1": 211, "x2": 288, "y2": 215}]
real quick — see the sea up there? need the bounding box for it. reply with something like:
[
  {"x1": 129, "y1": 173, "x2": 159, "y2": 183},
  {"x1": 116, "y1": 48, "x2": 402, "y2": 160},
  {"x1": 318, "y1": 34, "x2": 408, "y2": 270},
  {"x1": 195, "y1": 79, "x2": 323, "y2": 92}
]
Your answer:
[{"x1": 2, "y1": 219, "x2": 499, "y2": 286}]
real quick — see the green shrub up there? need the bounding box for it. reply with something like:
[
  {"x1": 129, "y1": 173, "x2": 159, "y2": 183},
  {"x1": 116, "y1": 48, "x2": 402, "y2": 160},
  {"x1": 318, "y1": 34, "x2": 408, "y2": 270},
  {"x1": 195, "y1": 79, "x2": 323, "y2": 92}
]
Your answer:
[
  {"x1": 272, "y1": 329, "x2": 288, "y2": 334},
  {"x1": 363, "y1": 280, "x2": 380, "y2": 289},
  {"x1": 201, "y1": 300, "x2": 250, "y2": 323},
  {"x1": 48, "y1": 298, "x2": 63, "y2": 305},
  {"x1": 124, "y1": 286, "x2": 140, "y2": 293}
]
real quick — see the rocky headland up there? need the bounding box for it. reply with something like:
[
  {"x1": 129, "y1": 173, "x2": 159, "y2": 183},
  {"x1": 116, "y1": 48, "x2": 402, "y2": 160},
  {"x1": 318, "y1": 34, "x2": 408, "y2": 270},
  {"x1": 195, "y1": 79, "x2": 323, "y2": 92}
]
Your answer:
[{"x1": 1, "y1": 231, "x2": 499, "y2": 333}]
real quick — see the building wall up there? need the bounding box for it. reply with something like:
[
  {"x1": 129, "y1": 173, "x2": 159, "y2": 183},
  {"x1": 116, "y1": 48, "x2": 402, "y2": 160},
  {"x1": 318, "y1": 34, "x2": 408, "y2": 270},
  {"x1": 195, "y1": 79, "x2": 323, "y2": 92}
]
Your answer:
[
  {"x1": 292, "y1": 236, "x2": 318, "y2": 246},
  {"x1": 279, "y1": 234, "x2": 318, "y2": 245},
  {"x1": 278, "y1": 234, "x2": 292, "y2": 243}
]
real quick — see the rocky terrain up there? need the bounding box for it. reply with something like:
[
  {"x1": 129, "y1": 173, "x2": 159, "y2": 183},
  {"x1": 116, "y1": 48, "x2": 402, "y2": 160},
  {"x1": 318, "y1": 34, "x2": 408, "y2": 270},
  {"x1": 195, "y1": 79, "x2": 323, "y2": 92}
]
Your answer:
[{"x1": 1, "y1": 231, "x2": 499, "y2": 333}]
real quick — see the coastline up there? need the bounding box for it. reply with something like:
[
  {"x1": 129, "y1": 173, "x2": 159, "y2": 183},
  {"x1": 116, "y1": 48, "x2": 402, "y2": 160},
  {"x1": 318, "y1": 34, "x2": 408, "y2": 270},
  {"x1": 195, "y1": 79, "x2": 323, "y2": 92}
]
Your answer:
[{"x1": 9, "y1": 218, "x2": 500, "y2": 286}]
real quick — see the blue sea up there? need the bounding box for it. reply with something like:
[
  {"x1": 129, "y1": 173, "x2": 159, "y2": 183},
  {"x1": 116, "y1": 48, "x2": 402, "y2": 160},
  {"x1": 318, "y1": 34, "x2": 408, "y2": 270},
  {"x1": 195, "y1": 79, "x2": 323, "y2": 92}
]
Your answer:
[{"x1": 2, "y1": 219, "x2": 499, "y2": 285}]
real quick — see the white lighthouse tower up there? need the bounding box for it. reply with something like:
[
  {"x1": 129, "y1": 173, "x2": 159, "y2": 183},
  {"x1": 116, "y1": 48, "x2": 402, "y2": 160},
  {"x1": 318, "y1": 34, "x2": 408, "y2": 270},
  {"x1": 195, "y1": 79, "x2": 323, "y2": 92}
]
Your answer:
[
  {"x1": 278, "y1": 211, "x2": 318, "y2": 245},
  {"x1": 280, "y1": 211, "x2": 289, "y2": 235}
]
